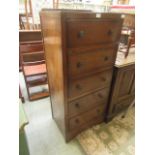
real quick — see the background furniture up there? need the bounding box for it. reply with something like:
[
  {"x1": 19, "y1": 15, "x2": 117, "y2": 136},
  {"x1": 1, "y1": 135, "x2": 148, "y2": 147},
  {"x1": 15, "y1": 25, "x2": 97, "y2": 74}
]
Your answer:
[
  {"x1": 19, "y1": 30, "x2": 42, "y2": 72},
  {"x1": 105, "y1": 52, "x2": 135, "y2": 122},
  {"x1": 119, "y1": 29, "x2": 135, "y2": 57},
  {"x1": 19, "y1": 0, "x2": 35, "y2": 30},
  {"x1": 120, "y1": 13, "x2": 135, "y2": 45},
  {"x1": 19, "y1": 30, "x2": 42, "y2": 42},
  {"x1": 125, "y1": 29, "x2": 135, "y2": 57},
  {"x1": 116, "y1": 13, "x2": 135, "y2": 58},
  {"x1": 20, "y1": 42, "x2": 49, "y2": 101},
  {"x1": 122, "y1": 13, "x2": 135, "y2": 29},
  {"x1": 40, "y1": 10, "x2": 123, "y2": 141}
]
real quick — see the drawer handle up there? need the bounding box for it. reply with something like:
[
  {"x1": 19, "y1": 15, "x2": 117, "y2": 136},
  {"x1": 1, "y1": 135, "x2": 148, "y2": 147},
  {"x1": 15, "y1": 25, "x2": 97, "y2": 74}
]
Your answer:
[
  {"x1": 75, "y1": 119, "x2": 79, "y2": 124},
  {"x1": 104, "y1": 56, "x2": 109, "y2": 61},
  {"x1": 78, "y1": 30, "x2": 85, "y2": 38},
  {"x1": 76, "y1": 62, "x2": 83, "y2": 68},
  {"x1": 101, "y1": 77, "x2": 106, "y2": 82},
  {"x1": 76, "y1": 84, "x2": 82, "y2": 90},
  {"x1": 107, "y1": 30, "x2": 113, "y2": 36},
  {"x1": 75, "y1": 103, "x2": 80, "y2": 108},
  {"x1": 98, "y1": 93, "x2": 103, "y2": 98}
]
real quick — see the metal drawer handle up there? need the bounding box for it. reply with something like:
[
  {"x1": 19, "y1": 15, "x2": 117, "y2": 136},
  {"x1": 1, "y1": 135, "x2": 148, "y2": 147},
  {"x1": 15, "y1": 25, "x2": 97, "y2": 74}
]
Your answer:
[
  {"x1": 76, "y1": 62, "x2": 83, "y2": 68},
  {"x1": 75, "y1": 119, "x2": 79, "y2": 123},
  {"x1": 104, "y1": 56, "x2": 109, "y2": 61},
  {"x1": 76, "y1": 84, "x2": 82, "y2": 90},
  {"x1": 75, "y1": 103, "x2": 80, "y2": 108},
  {"x1": 107, "y1": 30, "x2": 113, "y2": 36},
  {"x1": 78, "y1": 30, "x2": 85, "y2": 38}
]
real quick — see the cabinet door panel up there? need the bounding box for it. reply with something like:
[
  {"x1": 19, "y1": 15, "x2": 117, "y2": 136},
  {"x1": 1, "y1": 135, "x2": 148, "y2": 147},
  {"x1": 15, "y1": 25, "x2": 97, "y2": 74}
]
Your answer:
[{"x1": 118, "y1": 69, "x2": 135, "y2": 97}]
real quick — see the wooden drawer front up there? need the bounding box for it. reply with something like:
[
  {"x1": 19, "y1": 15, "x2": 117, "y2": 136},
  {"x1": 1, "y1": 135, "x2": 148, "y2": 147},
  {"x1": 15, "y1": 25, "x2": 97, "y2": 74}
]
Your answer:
[
  {"x1": 68, "y1": 88, "x2": 110, "y2": 117},
  {"x1": 68, "y1": 48, "x2": 115, "y2": 77},
  {"x1": 66, "y1": 20, "x2": 121, "y2": 47},
  {"x1": 68, "y1": 70, "x2": 113, "y2": 99},
  {"x1": 69, "y1": 105, "x2": 104, "y2": 130},
  {"x1": 67, "y1": 116, "x2": 104, "y2": 141}
]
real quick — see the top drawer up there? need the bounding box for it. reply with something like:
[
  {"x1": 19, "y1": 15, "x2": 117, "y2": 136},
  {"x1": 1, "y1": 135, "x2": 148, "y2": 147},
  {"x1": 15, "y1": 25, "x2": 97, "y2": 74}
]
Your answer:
[{"x1": 66, "y1": 20, "x2": 122, "y2": 47}]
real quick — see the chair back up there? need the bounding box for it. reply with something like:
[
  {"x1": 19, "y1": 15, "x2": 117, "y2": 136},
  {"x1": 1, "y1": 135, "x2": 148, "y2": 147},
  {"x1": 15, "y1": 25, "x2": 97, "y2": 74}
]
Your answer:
[
  {"x1": 20, "y1": 42, "x2": 45, "y2": 66},
  {"x1": 125, "y1": 30, "x2": 135, "y2": 57},
  {"x1": 129, "y1": 30, "x2": 135, "y2": 45},
  {"x1": 123, "y1": 14, "x2": 135, "y2": 30},
  {"x1": 127, "y1": 30, "x2": 135, "y2": 48},
  {"x1": 19, "y1": 30, "x2": 42, "y2": 42}
]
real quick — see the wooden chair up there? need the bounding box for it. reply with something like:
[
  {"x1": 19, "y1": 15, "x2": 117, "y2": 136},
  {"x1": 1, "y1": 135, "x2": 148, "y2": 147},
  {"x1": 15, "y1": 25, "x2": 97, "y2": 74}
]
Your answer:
[
  {"x1": 120, "y1": 14, "x2": 135, "y2": 45},
  {"x1": 119, "y1": 30, "x2": 135, "y2": 58},
  {"x1": 20, "y1": 42, "x2": 49, "y2": 101},
  {"x1": 19, "y1": 30, "x2": 43, "y2": 72},
  {"x1": 19, "y1": 0, "x2": 35, "y2": 30},
  {"x1": 125, "y1": 30, "x2": 135, "y2": 57},
  {"x1": 19, "y1": 30, "x2": 42, "y2": 42}
]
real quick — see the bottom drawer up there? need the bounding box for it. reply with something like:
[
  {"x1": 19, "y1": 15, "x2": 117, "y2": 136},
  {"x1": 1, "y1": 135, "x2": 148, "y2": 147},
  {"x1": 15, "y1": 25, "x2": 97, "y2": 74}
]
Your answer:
[
  {"x1": 66, "y1": 115, "x2": 104, "y2": 142},
  {"x1": 69, "y1": 105, "x2": 105, "y2": 130}
]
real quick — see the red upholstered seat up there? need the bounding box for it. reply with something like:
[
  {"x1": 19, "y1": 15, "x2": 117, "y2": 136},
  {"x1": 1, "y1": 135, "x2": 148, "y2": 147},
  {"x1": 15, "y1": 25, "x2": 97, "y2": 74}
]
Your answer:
[{"x1": 24, "y1": 64, "x2": 46, "y2": 76}]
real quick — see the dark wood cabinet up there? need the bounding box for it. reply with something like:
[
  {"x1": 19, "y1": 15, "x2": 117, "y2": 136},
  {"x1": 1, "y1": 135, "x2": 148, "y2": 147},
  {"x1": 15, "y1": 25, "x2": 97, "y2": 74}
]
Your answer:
[
  {"x1": 105, "y1": 53, "x2": 135, "y2": 122},
  {"x1": 40, "y1": 9, "x2": 123, "y2": 142}
]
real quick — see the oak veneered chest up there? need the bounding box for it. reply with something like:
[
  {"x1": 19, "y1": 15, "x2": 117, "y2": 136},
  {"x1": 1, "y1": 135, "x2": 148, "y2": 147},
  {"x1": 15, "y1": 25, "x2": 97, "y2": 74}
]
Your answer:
[{"x1": 40, "y1": 9, "x2": 123, "y2": 141}]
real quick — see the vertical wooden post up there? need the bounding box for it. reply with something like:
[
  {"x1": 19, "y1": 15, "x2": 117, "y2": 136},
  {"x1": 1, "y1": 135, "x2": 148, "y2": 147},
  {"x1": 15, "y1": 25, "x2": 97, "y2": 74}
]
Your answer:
[
  {"x1": 25, "y1": 0, "x2": 30, "y2": 29},
  {"x1": 53, "y1": 0, "x2": 59, "y2": 9},
  {"x1": 29, "y1": 0, "x2": 35, "y2": 29},
  {"x1": 24, "y1": 0, "x2": 35, "y2": 29}
]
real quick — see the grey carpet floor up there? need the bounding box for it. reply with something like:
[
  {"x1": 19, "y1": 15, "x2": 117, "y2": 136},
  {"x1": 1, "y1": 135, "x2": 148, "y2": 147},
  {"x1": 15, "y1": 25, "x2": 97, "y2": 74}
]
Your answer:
[{"x1": 20, "y1": 72, "x2": 85, "y2": 155}]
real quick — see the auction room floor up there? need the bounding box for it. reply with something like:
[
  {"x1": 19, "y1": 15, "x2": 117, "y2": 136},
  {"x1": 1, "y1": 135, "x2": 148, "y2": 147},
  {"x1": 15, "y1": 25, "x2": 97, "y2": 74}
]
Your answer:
[{"x1": 20, "y1": 72, "x2": 85, "y2": 155}]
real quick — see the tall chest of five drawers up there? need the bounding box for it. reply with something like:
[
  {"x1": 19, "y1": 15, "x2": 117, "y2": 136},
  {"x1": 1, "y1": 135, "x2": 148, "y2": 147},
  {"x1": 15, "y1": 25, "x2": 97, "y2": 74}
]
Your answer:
[{"x1": 40, "y1": 10, "x2": 123, "y2": 142}]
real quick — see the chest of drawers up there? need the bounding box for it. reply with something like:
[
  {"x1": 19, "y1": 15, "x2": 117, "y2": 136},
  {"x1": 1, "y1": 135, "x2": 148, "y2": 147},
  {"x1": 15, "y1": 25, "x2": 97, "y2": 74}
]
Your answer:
[{"x1": 40, "y1": 10, "x2": 123, "y2": 142}]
